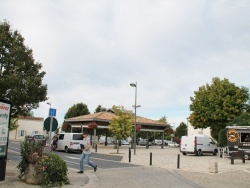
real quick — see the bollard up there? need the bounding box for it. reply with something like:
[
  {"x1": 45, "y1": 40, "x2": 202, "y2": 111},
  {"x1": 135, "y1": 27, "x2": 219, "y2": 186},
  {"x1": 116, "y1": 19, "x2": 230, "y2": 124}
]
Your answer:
[
  {"x1": 150, "y1": 152, "x2": 152, "y2": 166},
  {"x1": 177, "y1": 154, "x2": 180, "y2": 169},
  {"x1": 129, "y1": 148, "x2": 131, "y2": 163},
  {"x1": 209, "y1": 162, "x2": 218, "y2": 173},
  {"x1": 95, "y1": 144, "x2": 97, "y2": 152}
]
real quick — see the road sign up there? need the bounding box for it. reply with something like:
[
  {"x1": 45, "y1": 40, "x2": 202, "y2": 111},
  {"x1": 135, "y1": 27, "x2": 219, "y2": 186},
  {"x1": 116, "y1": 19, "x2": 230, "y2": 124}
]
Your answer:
[
  {"x1": 49, "y1": 108, "x2": 56, "y2": 117},
  {"x1": 44, "y1": 117, "x2": 58, "y2": 132}
]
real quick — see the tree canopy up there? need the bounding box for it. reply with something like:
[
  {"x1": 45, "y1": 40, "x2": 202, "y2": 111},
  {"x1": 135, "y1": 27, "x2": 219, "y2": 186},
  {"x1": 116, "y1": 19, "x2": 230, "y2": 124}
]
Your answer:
[
  {"x1": 64, "y1": 102, "x2": 90, "y2": 119},
  {"x1": 175, "y1": 122, "x2": 187, "y2": 138},
  {"x1": 0, "y1": 20, "x2": 47, "y2": 118},
  {"x1": 94, "y1": 105, "x2": 107, "y2": 113},
  {"x1": 108, "y1": 105, "x2": 133, "y2": 153},
  {"x1": 189, "y1": 77, "x2": 249, "y2": 140}
]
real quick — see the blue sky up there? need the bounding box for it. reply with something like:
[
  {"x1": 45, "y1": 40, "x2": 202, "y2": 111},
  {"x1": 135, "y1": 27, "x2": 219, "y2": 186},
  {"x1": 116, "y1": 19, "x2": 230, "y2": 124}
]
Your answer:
[{"x1": 1, "y1": 0, "x2": 250, "y2": 128}]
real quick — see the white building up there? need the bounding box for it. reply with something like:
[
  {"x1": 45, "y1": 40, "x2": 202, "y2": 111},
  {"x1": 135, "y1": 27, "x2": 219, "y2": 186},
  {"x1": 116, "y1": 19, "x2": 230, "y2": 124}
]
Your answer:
[
  {"x1": 187, "y1": 120, "x2": 211, "y2": 137},
  {"x1": 9, "y1": 116, "x2": 47, "y2": 140}
]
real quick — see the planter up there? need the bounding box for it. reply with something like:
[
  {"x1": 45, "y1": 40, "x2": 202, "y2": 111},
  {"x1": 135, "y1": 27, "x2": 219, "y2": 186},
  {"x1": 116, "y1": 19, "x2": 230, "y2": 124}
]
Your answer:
[{"x1": 25, "y1": 164, "x2": 43, "y2": 185}]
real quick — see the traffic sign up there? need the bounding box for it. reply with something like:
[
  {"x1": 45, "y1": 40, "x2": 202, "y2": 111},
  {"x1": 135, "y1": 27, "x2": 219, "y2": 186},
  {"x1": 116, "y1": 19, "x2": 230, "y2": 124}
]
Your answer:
[
  {"x1": 44, "y1": 117, "x2": 58, "y2": 132},
  {"x1": 49, "y1": 108, "x2": 56, "y2": 117}
]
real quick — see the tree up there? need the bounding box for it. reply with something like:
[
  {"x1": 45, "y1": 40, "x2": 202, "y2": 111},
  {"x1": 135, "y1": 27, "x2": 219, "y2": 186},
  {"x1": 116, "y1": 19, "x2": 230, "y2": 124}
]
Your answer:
[
  {"x1": 175, "y1": 122, "x2": 187, "y2": 138},
  {"x1": 94, "y1": 105, "x2": 107, "y2": 113},
  {"x1": 189, "y1": 77, "x2": 249, "y2": 140},
  {"x1": 63, "y1": 103, "x2": 90, "y2": 132},
  {"x1": 108, "y1": 105, "x2": 133, "y2": 153},
  {"x1": 159, "y1": 115, "x2": 167, "y2": 123},
  {"x1": 0, "y1": 20, "x2": 47, "y2": 118},
  {"x1": 64, "y1": 103, "x2": 90, "y2": 119},
  {"x1": 228, "y1": 112, "x2": 250, "y2": 126}
]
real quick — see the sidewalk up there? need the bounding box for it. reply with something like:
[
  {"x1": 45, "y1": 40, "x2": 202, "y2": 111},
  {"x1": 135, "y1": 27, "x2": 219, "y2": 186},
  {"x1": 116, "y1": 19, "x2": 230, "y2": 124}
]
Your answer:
[{"x1": 1, "y1": 145, "x2": 250, "y2": 187}]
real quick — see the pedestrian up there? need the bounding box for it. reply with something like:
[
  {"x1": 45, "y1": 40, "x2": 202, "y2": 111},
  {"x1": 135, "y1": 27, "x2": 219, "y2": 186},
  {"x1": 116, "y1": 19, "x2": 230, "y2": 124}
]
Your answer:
[
  {"x1": 52, "y1": 135, "x2": 58, "y2": 151},
  {"x1": 78, "y1": 131, "x2": 97, "y2": 173}
]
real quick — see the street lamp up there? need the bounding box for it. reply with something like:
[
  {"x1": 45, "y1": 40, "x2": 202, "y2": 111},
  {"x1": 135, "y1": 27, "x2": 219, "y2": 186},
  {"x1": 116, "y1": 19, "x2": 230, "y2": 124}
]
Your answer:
[{"x1": 130, "y1": 82, "x2": 140, "y2": 155}]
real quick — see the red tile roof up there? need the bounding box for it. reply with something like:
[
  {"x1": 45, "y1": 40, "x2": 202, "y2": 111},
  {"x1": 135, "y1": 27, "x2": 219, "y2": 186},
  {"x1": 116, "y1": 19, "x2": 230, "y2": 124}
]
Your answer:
[{"x1": 65, "y1": 112, "x2": 168, "y2": 127}]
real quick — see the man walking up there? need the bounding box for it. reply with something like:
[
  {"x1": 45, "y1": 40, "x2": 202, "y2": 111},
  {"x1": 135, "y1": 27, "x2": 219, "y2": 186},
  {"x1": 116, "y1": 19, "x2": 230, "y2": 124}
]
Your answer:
[{"x1": 78, "y1": 131, "x2": 97, "y2": 173}]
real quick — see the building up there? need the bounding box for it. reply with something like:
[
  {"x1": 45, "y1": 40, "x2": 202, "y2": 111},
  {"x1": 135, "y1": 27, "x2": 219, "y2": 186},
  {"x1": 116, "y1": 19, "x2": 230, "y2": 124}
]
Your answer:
[
  {"x1": 9, "y1": 116, "x2": 46, "y2": 140},
  {"x1": 187, "y1": 120, "x2": 211, "y2": 137}
]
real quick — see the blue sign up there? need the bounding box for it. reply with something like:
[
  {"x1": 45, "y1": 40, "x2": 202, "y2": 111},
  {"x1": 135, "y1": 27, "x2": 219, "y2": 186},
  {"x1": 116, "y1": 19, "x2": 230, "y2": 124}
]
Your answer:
[{"x1": 49, "y1": 108, "x2": 56, "y2": 117}]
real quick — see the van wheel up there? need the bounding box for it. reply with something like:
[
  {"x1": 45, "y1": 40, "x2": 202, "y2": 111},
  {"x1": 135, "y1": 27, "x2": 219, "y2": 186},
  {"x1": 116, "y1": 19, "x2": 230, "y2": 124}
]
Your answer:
[
  {"x1": 182, "y1": 152, "x2": 187, "y2": 155},
  {"x1": 213, "y1": 149, "x2": 218, "y2": 155},
  {"x1": 197, "y1": 149, "x2": 202, "y2": 156},
  {"x1": 244, "y1": 154, "x2": 250, "y2": 160},
  {"x1": 65, "y1": 146, "x2": 69, "y2": 153}
]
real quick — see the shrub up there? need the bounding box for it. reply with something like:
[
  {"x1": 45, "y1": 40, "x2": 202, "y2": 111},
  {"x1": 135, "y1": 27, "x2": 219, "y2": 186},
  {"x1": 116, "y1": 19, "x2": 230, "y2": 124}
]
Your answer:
[
  {"x1": 17, "y1": 137, "x2": 70, "y2": 187},
  {"x1": 35, "y1": 153, "x2": 69, "y2": 187}
]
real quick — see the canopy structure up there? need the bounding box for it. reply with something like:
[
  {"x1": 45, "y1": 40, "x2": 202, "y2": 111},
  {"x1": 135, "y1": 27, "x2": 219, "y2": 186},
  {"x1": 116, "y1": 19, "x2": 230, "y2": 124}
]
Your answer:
[{"x1": 64, "y1": 111, "x2": 170, "y2": 148}]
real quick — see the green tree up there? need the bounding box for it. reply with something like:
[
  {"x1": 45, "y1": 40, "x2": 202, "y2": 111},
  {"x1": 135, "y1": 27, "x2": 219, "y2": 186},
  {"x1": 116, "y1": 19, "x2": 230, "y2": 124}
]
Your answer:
[
  {"x1": 108, "y1": 105, "x2": 133, "y2": 153},
  {"x1": 159, "y1": 115, "x2": 167, "y2": 123},
  {"x1": 63, "y1": 103, "x2": 90, "y2": 132},
  {"x1": 0, "y1": 20, "x2": 47, "y2": 118},
  {"x1": 228, "y1": 112, "x2": 250, "y2": 126},
  {"x1": 175, "y1": 122, "x2": 187, "y2": 138},
  {"x1": 189, "y1": 77, "x2": 249, "y2": 140},
  {"x1": 94, "y1": 105, "x2": 107, "y2": 113},
  {"x1": 64, "y1": 103, "x2": 90, "y2": 119}
]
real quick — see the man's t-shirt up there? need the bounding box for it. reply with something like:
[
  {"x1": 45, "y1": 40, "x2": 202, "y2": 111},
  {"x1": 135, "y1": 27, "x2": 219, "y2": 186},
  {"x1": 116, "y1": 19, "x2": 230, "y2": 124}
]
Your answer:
[{"x1": 82, "y1": 137, "x2": 91, "y2": 154}]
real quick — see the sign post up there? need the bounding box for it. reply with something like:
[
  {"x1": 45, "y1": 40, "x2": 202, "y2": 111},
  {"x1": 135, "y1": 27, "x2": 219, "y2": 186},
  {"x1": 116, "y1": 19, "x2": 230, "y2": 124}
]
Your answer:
[
  {"x1": 48, "y1": 108, "x2": 56, "y2": 152},
  {"x1": 0, "y1": 99, "x2": 12, "y2": 181}
]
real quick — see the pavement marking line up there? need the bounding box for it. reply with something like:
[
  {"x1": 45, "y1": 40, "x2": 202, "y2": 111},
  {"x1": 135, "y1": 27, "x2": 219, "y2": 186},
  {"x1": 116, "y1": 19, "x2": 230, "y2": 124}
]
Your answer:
[
  {"x1": 66, "y1": 155, "x2": 125, "y2": 163},
  {"x1": 243, "y1": 169, "x2": 250, "y2": 173},
  {"x1": 8, "y1": 146, "x2": 21, "y2": 151},
  {"x1": 8, "y1": 149, "x2": 20, "y2": 154}
]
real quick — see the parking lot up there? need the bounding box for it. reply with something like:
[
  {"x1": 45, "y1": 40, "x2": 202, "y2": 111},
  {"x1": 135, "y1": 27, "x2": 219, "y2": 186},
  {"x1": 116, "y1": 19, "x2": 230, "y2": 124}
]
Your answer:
[{"x1": 96, "y1": 145, "x2": 250, "y2": 174}]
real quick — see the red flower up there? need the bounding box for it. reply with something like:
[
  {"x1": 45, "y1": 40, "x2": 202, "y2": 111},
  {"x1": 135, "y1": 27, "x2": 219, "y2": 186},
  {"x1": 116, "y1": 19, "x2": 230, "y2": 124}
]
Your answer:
[
  {"x1": 136, "y1": 125, "x2": 141, "y2": 131},
  {"x1": 88, "y1": 122, "x2": 98, "y2": 129}
]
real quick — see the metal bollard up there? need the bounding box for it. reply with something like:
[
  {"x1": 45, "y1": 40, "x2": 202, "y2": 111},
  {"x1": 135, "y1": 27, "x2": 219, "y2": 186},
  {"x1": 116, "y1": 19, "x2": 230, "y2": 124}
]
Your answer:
[
  {"x1": 150, "y1": 152, "x2": 152, "y2": 166},
  {"x1": 177, "y1": 154, "x2": 180, "y2": 169},
  {"x1": 129, "y1": 148, "x2": 131, "y2": 163},
  {"x1": 95, "y1": 144, "x2": 97, "y2": 152}
]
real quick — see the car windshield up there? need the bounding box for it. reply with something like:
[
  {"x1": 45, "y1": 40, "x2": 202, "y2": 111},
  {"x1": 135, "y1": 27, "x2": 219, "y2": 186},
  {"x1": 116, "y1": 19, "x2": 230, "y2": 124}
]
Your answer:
[{"x1": 34, "y1": 135, "x2": 44, "y2": 139}]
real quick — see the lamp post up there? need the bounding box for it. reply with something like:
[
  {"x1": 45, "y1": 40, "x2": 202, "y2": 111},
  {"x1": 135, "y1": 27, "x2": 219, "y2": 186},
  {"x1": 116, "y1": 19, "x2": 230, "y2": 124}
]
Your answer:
[{"x1": 130, "y1": 82, "x2": 140, "y2": 155}]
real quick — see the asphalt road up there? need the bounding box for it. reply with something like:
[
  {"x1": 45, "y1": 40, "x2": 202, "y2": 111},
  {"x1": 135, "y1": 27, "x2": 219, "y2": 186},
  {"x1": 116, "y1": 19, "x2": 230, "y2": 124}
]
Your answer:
[{"x1": 7, "y1": 141, "x2": 139, "y2": 171}]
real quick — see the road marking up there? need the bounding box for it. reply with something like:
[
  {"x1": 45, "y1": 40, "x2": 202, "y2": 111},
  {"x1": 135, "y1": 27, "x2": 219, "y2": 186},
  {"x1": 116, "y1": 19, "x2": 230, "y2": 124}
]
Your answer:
[
  {"x1": 8, "y1": 146, "x2": 20, "y2": 151},
  {"x1": 243, "y1": 169, "x2": 250, "y2": 173},
  {"x1": 65, "y1": 155, "x2": 124, "y2": 163}
]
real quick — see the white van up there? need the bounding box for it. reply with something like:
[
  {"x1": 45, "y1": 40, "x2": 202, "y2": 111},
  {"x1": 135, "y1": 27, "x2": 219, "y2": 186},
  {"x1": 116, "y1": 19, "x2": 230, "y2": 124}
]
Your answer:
[
  {"x1": 57, "y1": 133, "x2": 83, "y2": 153},
  {"x1": 180, "y1": 135, "x2": 218, "y2": 156}
]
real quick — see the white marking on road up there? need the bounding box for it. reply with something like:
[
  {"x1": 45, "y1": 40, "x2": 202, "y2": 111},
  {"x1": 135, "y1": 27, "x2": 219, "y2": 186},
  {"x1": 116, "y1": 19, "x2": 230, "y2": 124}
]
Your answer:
[
  {"x1": 243, "y1": 169, "x2": 250, "y2": 173},
  {"x1": 66, "y1": 154, "x2": 124, "y2": 163}
]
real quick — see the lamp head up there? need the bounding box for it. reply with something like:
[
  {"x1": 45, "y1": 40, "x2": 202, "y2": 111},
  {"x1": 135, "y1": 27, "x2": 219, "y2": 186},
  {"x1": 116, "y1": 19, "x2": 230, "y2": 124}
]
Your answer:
[{"x1": 130, "y1": 83, "x2": 136, "y2": 87}]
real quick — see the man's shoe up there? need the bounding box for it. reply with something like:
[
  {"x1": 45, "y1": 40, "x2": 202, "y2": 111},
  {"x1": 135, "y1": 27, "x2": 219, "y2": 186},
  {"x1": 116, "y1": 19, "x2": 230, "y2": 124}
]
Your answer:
[
  {"x1": 94, "y1": 165, "x2": 97, "y2": 172},
  {"x1": 77, "y1": 171, "x2": 83, "y2": 173}
]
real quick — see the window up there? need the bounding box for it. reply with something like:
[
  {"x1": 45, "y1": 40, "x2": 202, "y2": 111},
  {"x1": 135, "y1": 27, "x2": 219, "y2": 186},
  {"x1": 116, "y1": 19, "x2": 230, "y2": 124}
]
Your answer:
[
  {"x1": 240, "y1": 133, "x2": 250, "y2": 143},
  {"x1": 32, "y1": 131, "x2": 39, "y2": 135},
  {"x1": 59, "y1": 134, "x2": 64, "y2": 140},
  {"x1": 18, "y1": 130, "x2": 26, "y2": 137},
  {"x1": 73, "y1": 134, "x2": 83, "y2": 140}
]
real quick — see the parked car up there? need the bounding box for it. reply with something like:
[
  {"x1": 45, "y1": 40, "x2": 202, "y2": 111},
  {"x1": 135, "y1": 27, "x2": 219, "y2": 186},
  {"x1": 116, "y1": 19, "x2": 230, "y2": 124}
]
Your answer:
[
  {"x1": 121, "y1": 140, "x2": 130, "y2": 145},
  {"x1": 138, "y1": 139, "x2": 153, "y2": 146},
  {"x1": 168, "y1": 142, "x2": 179, "y2": 147},
  {"x1": 57, "y1": 133, "x2": 84, "y2": 153},
  {"x1": 28, "y1": 134, "x2": 46, "y2": 146},
  {"x1": 152, "y1": 139, "x2": 162, "y2": 145}
]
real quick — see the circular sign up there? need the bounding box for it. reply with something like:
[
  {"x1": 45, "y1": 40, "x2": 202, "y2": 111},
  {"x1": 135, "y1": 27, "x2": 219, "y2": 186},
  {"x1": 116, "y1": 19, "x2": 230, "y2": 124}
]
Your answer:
[
  {"x1": 227, "y1": 129, "x2": 238, "y2": 142},
  {"x1": 44, "y1": 117, "x2": 58, "y2": 132}
]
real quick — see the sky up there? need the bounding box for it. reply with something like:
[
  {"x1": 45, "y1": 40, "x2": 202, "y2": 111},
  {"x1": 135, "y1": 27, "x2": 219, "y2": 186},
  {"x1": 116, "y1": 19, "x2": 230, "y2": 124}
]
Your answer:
[{"x1": 1, "y1": 0, "x2": 250, "y2": 128}]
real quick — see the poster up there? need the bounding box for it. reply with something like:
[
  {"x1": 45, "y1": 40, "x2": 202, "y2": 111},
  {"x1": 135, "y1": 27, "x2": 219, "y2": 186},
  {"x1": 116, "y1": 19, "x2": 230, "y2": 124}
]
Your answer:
[{"x1": 0, "y1": 100, "x2": 11, "y2": 157}]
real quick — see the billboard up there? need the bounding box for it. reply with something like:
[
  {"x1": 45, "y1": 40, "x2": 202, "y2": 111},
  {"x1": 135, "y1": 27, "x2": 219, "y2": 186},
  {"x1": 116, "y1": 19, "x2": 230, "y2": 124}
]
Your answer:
[{"x1": 0, "y1": 99, "x2": 11, "y2": 158}]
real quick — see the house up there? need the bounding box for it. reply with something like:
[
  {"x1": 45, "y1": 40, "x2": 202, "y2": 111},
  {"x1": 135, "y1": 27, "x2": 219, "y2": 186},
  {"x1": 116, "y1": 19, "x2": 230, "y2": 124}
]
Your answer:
[
  {"x1": 187, "y1": 120, "x2": 211, "y2": 137},
  {"x1": 9, "y1": 116, "x2": 46, "y2": 140}
]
